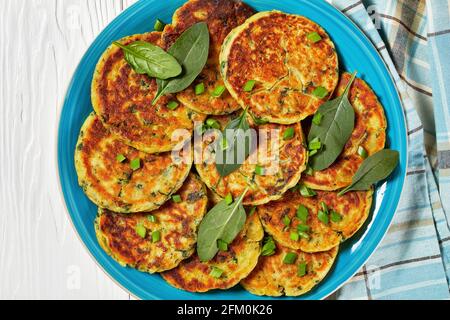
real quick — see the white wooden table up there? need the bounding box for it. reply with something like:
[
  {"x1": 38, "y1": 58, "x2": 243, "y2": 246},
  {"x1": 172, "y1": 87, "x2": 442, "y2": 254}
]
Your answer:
[{"x1": 0, "y1": 0, "x2": 139, "y2": 300}]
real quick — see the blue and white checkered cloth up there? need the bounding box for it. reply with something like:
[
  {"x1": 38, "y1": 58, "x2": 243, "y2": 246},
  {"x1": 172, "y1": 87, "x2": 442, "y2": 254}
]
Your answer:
[{"x1": 325, "y1": 0, "x2": 450, "y2": 300}]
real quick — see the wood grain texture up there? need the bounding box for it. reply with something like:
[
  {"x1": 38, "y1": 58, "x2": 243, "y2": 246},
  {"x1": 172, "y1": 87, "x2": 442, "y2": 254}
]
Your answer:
[{"x1": 0, "y1": 0, "x2": 137, "y2": 300}]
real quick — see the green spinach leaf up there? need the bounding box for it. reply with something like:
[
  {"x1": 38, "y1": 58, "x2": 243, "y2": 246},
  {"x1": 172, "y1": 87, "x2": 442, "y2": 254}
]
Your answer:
[
  {"x1": 308, "y1": 72, "x2": 357, "y2": 171},
  {"x1": 197, "y1": 189, "x2": 249, "y2": 262},
  {"x1": 215, "y1": 109, "x2": 253, "y2": 177},
  {"x1": 113, "y1": 41, "x2": 181, "y2": 80},
  {"x1": 153, "y1": 22, "x2": 210, "y2": 104},
  {"x1": 338, "y1": 149, "x2": 399, "y2": 196}
]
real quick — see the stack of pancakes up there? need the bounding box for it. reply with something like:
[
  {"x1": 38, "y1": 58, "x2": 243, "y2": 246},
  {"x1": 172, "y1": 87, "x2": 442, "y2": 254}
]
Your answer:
[{"x1": 75, "y1": 0, "x2": 387, "y2": 297}]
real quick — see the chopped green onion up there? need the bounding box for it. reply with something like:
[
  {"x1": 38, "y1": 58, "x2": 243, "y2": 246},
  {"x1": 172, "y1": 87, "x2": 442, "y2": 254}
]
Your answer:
[
  {"x1": 312, "y1": 86, "x2": 328, "y2": 99},
  {"x1": 298, "y1": 231, "x2": 310, "y2": 239},
  {"x1": 195, "y1": 83, "x2": 205, "y2": 95},
  {"x1": 243, "y1": 80, "x2": 256, "y2": 92},
  {"x1": 221, "y1": 137, "x2": 229, "y2": 150},
  {"x1": 358, "y1": 146, "x2": 368, "y2": 159},
  {"x1": 206, "y1": 118, "x2": 220, "y2": 130},
  {"x1": 147, "y1": 215, "x2": 157, "y2": 223},
  {"x1": 248, "y1": 206, "x2": 257, "y2": 216},
  {"x1": 225, "y1": 194, "x2": 233, "y2": 205},
  {"x1": 307, "y1": 32, "x2": 322, "y2": 43},
  {"x1": 297, "y1": 262, "x2": 307, "y2": 277},
  {"x1": 297, "y1": 205, "x2": 309, "y2": 222},
  {"x1": 210, "y1": 266, "x2": 224, "y2": 279},
  {"x1": 309, "y1": 137, "x2": 322, "y2": 151},
  {"x1": 282, "y1": 215, "x2": 291, "y2": 227},
  {"x1": 299, "y1": 184, "x2": 317, "y2": 197},
  {"x1": 283, "y1": 252, "x2": 298, "y2": 265},
  {"x1": 321, "y1": 201, "x2": 329, "y2": 214},
  {"x1": 130, "y1": 158, "x2": 141, "y2": 171},
  {"x1": 172, "y1": 195, "x2": 182, "y2": 203},
  {"x1": 255, "y1": 165, "x2": 265, "y2": 176},
  {"x1": 211, "y1": 85, "x2": 226, "y2": 97},
  {"x1": 283, "y1": 127, "x2": 295, "y2": 140},
  {"x1": 261, "y1": 237, "x2": 276, "y2": 256},
  {"x1": 135, "y1": 224, "x2": 146, "y2": 239},
  {"x1": 297, "y1": 224, "x2": 310, "y2": 233},
  {"x1": 318, "y1": 210, "x2": 329, "y2": 225},
  {"x1": 305, "y1": 166, "x2": 314, "y2": 176},
  {"x1": 217, "y1": 239, "x2": 229, "y2": 252},
  {"x1": 116, "y1": 154, "x2": 126, "y2": 163},
  {"x1": 167, "y1": 101, "x2": 179, "y2": 110},
  {"x1": 152, "y1": 230, "x2": 161, "y2": 243},
  {"x1": 308, "y1": 149, "x2": 318, "y2": 157},
  {"x1": 290, "y1": 232, "x2": 300, "y2": 241},
  {"x1": 154, "y1": 19, "x2": 166, "y2": 31},
  {"x1": 331, "y1": 211, "x2": 343, "y2": 223},
  {"x1": 312, "y1": 112, "x2": 323, "y2": 126}
]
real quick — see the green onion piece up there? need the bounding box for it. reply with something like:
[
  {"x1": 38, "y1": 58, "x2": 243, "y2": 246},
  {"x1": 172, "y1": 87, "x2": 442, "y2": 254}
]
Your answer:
[
  {"x1": 135, "y1": 224, "x2": 146, "y2": 239},
  {"x1": 290, "y1": 232, "x2": 300, "y2": 241},
  {"x1": 221, "y1": 137, "x2": 229, "y2": 150},
  {"x1": 206, "y1": 118, "x2": 220, "y2": 130},
  {"x1": 255, "y1": 165, "x2": 265, "y2": 176},
  {"x1": 297, "y1": 224, "x2": 310, "y2": 233},
  {"x1": 358, "y1": 146, "x2": 368, "y2": 159},
  {"x1": 172, "y1": 195, "x2": 182, "y2": 203},
  {"x1": 261, "y1": 237, "x2": 276, "y2": 256},
  {"x1": 321, "y1": 201, "x2": 329, "y2": 214},
  {"x1": 312, "y1": 112, "x2": 323, "y2": 125},
  {"x1": 299, "y1": 184, "x2": 317, "y2": 198},
  {"x1": 307, "y1": 32, "x2": 322, "y2": 43},
  {"x1": 217, "y1": 239, "x2": 229, "y2": 252},
  {"x1": 312, "y1": 86, "x2": 328, "y2": 99},
  {"x1": 297, "y1": 205, "x2": 309, "y2": 222},
  {"x1": 309, "y1": 137, "x2": 322, "y2": 151},
  {"x1": 298, "y1": 231, "x2": 310, "y2": 239},
  {"x1": 305, "y1": 166, "x2": 314, "y2": 176},
  {"x1": 297, "y1": 262, "x2": 307, "y2": 277},
  {"x1": 130, "y1": 158, "x2": 141, "y2": 171},
  {"x1": 195, "y1": 83, "x2": 205, "y2": 95},
  {"x1": 154, "y1": 19, "x2": 166, "y2": 31},
  {"x1": 152, "y1": 230, "x2": 161, "y2": 243},
  {"x1": 243, "y1": 80, "x2": 256, "y2": 92},
  {"x1": 167, "y1": 101, "x2": 179, "y2": 110},
  {"x1": 211, "y1": 85, "x2": 226, "y2": 97},
  {"x1": 283, "y1": 252, "x2": 298, "y2": 265},
  {"x1": 248, "y1": 206, "x2": 257, "y2": 216},
  {"x1": 116, "y1": 154, "x2": 126, "y2": 163},
  {"x1": 309, "y1": 149, "x2": 318, "y2": 157},
  {"x1": 331, "y1": 211, "x2": 343, "y2": 223},
  {"x1": 318, "y1": 210, "x2": 329, "y2": 225},
  {"x1": 225, "y1": 194, "x2": 233, "y2": 205},
  {"x1": 210, "y1": 267, "x2": 224, "y2": 279},
  {"x1": 283, "y1": 127, "x2": 295, "y2": 140},
  {"x1": 147, "y1": 215, "x2": 157, "y2": 223},
  {"x1": 282, "y1": 215, "x2": 291, "y2": 227}
]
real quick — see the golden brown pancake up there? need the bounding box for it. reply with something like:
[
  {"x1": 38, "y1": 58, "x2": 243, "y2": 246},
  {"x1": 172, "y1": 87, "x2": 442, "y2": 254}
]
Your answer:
[
  {"x1": 75, "y1": 113, "x2": 192, "y2": 213},
  {"x1": 303, "y1": 73, "x2": 387, "y2": 190},
  {"x1": 220, "y1": 11, "x2": 339, "y2": 124},
  {"x1": 95, "y1": 174, "x2": 208, "y2": 273},
  {"x1": 161, "y1": 0, "x2": 255, "y2": 115},
  {"x1": 258, "y1": 188, "x2": 373, "y2": 253},
  {"x1": 241, "y1": 243, "x2": 338, "y2": 296},
  {"x1": 195, "y1": 113, "x2": 307, "y2": 206},
  {"x1": 91, "y1": 32, "x2": 203, "y2": 154},
  {"x1": 161, "y1": 213, "x2": 264, "y2": 292}
]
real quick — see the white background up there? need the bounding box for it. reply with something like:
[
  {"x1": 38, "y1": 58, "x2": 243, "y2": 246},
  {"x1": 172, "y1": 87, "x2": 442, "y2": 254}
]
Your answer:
[{"x1": 0, "y1": 0, "x2": 138, "y2": 300}]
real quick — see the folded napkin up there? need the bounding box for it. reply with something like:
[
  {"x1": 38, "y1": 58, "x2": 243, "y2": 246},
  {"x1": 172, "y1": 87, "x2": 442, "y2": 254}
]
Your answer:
[{"x1": 326, "y1": 0, "x2": 450, "y2": 300}]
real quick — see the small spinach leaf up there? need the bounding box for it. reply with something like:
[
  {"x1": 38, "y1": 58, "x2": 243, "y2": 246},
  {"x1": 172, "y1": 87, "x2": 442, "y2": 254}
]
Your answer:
[
  {"x1": 339, "y1": 149, "x2": 399, "y2": 196},
  {"x1": 153, "y1": 22, "x2": 210, "y2": 104},
  {"x1": 113, "y1": 41, "x2": 181, "y2": 80},
  {"x1": 197, "y1": 189, "x2": 249, "y2": 262},
  {"x1": 308, "y1": 72, "x2": 357, "y2": 171}
]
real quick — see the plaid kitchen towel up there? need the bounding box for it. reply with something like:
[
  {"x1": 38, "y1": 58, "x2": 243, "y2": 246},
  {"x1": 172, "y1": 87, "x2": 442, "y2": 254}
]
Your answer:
[{"x1": 327, "y1": 0, "x2": 450, "y2": 299}]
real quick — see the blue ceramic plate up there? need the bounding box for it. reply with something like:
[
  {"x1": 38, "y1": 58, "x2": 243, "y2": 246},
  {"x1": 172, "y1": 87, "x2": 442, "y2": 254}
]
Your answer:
[{"x1": 58, "y1": 0, "x2": 407, "y2": 300}]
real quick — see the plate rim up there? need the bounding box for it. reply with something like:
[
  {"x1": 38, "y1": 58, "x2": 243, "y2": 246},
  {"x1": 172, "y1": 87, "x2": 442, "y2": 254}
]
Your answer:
[{"x1": 56, "y1": 0, "x2": 408, "y2": 300}]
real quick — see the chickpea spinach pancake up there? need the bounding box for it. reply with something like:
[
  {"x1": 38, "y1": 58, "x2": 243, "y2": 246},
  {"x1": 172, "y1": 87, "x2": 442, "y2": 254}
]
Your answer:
[{"x1": 73, "y1": 0, "x2": 400, "y2": 298}]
